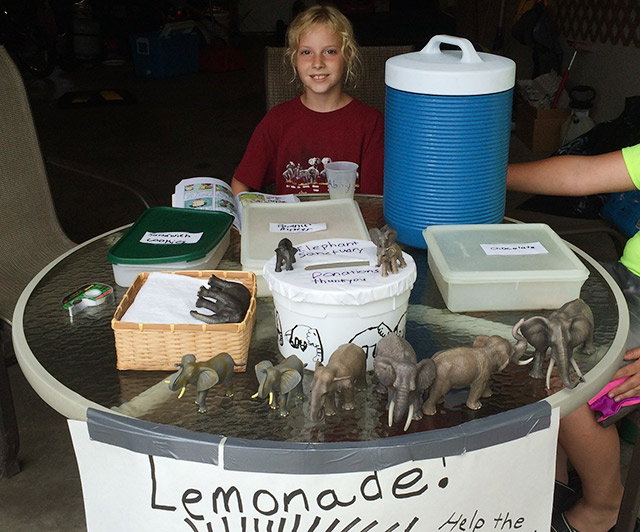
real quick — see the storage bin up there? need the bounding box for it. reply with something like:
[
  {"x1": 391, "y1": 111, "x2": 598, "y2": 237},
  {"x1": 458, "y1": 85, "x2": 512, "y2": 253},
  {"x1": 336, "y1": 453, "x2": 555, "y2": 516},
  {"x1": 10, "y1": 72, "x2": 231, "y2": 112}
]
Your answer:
[
  {"x1": 423, "y1": 224, "x2": 589, "y2": 312},
  {"x1": 108, "y1": 207, "x2": 232, "y2": 287},
  {"x1": 241, "y1": 199, "x2": 370, "y2": 296},
  {"x1": 130, "y1": 29, "x2": 199, "y2": 78},
  {"x1": 262, "y1": 238, "x2": 416, "y2": 370},
  {"x1": 384, "y1": 35, "x2": 516, "y2": 248},
  {"x1": 111, "y1": 270, "x2": 256, "y2": 371}
]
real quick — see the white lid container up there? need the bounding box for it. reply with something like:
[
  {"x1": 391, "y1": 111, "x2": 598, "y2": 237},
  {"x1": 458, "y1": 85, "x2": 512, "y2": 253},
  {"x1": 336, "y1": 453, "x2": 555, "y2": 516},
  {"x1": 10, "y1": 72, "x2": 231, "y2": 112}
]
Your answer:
[
  {"x1": 385, "y1": 34, "x2": 515, "y2": 96},
  {"x1": 424, "y1": 224, "x2": 590, "y2": 312},
  {"x1": 241, "y1": 199, "x2": 370, "y2": 296},
  {"x1": 263, "y1": 238, "x2": 416, "y2": 370}
]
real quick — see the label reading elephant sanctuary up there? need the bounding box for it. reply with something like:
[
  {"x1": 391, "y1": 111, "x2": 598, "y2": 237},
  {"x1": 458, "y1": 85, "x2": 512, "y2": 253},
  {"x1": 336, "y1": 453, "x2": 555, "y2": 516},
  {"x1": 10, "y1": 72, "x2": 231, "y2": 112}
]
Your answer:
[
  {"x1": 480, "y1": 242, "x2": 548, "y2": 256},
  {"x1": 141, "y1": 231, "x2": 203, "y2": 245},
  {"x1": 68, "y1": 408, "x2": 559, "y2": 532},
  {"x1": 269, "y1": 222, "x2": 327, "y2": 233}
]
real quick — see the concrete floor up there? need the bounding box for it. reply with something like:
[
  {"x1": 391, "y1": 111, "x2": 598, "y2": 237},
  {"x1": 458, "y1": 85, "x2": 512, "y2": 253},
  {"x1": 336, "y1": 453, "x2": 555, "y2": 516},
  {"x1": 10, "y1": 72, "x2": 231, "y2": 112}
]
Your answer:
[{"x1": 0, "y1": 34, "x2": 637, "y2": 531}]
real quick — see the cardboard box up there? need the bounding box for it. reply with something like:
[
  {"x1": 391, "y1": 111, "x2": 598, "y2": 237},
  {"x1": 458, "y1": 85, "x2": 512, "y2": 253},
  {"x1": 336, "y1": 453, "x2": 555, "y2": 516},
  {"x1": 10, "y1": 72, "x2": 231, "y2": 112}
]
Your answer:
[
  {"x1": 130, "y1": 31, "x2": 199, "y2": 79},
  {"x1": 516, "y1": 103, "x2": 570, "y2": 153}
]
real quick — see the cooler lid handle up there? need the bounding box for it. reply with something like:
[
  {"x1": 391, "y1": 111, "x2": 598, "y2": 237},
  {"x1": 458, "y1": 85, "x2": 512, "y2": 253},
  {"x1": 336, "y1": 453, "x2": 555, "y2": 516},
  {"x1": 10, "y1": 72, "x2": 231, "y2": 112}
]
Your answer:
[{"x1": 422, "y1": 35, "x2": 483, "y2": 64}]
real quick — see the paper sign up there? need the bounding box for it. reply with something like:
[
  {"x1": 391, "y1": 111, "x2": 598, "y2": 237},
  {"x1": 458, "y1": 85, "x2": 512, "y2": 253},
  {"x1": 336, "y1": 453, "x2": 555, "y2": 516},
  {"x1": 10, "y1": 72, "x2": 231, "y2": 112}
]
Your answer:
[
  {"x1": 141, "y1": 231, "x2": 203, "y2": 245},
  {"x1": 68, "y1": 408, "x2": 558, "y2": 532},
  {"x1": 270, "y1": 222, "x2": 327, "y2": 233},
  {"x1": 481, "y1": 242, "x2": 548, "y2": 255}
]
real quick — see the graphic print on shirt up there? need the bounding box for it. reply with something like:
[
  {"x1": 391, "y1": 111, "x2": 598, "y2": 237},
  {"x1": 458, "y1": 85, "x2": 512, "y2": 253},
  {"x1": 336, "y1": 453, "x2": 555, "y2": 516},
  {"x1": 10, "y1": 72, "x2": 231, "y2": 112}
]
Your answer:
[{"x1": 282, "y1": 156, "x2": 332, "y2": 191}]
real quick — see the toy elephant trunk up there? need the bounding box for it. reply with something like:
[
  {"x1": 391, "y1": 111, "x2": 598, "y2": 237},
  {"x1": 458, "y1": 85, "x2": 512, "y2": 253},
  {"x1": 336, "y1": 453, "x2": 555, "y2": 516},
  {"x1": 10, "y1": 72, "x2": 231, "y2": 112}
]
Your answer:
[
  {"x1": 168, "y1": 355, "x2": 195, "y2": 396},
  {"x1": 510, "y1": 318, "x2": 532, "y2": 365}
]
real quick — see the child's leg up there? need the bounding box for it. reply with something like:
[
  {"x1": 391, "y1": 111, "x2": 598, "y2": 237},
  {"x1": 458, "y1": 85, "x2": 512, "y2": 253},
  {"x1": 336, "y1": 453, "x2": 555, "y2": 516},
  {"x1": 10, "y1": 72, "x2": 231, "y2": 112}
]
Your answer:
[{"x1": 559, "y1": 403, "x2": 624, "y2": 532}]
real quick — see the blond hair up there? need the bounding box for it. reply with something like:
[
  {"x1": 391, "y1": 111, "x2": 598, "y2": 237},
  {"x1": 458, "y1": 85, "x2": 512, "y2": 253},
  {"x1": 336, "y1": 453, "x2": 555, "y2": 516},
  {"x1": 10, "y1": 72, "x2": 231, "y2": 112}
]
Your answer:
[{"x1": 285, "y1": 5, "x2": 361, "y2": 89}]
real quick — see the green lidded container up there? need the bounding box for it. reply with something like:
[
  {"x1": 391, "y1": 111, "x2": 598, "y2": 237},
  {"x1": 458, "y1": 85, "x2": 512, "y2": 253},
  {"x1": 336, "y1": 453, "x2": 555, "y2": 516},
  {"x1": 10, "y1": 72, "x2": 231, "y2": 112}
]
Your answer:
[{"x1": 108, "y1": 207, "x2": 233, "y2": 287}]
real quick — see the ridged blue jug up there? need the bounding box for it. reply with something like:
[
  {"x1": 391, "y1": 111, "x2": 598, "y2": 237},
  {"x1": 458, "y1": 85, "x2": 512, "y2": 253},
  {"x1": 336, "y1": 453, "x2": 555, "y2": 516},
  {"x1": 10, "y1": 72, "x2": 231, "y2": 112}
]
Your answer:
[{"x1": 384, "y1": 35, "x2": 516, "y2": 248}]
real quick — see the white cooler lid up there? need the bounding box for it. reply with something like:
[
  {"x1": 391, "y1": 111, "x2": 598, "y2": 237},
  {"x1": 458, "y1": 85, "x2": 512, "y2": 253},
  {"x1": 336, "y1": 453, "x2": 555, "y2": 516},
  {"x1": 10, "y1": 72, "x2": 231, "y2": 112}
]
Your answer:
[
  {"x1": 385, "y1": 34, "x2": 515, "y2": 96},
  {"x1": 263, "y1": 238, "x2": 416, "y2": 305}
]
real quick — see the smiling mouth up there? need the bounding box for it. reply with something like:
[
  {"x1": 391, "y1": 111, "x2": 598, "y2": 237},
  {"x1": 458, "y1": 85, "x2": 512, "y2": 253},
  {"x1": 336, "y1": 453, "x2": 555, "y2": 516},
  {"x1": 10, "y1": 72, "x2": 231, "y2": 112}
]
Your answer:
[{"x1": 311, "y1": 74, "x2": 328, "y2": 80}]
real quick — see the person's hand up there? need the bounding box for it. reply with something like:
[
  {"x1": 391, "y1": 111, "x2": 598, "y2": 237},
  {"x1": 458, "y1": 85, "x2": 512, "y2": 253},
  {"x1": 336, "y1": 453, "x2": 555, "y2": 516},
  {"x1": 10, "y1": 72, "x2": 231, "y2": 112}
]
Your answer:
[{"x1": 608, "y1": 346, "x2": 640, "y2": 402}]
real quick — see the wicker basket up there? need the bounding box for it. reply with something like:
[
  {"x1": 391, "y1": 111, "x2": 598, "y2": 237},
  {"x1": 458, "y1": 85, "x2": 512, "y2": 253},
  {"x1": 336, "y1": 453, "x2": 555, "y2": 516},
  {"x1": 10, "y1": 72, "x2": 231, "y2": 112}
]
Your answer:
[{"x1": 111, "y1": 270, "x2": 257, "y2": 371}]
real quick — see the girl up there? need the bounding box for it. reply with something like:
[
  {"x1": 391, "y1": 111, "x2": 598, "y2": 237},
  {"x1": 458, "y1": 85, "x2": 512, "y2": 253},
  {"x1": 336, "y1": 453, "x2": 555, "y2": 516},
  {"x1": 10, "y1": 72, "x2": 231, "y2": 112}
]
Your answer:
[{"x1": 231, "y1": 5, "x2": 384, "y2": 196}]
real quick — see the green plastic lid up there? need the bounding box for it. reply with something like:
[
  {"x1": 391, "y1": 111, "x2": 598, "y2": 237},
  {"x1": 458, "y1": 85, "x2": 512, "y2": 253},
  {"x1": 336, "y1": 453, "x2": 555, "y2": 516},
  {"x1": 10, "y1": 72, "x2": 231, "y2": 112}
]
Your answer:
[{"x1": 107, "y1": 207, "x2": 233, "y2": 265}]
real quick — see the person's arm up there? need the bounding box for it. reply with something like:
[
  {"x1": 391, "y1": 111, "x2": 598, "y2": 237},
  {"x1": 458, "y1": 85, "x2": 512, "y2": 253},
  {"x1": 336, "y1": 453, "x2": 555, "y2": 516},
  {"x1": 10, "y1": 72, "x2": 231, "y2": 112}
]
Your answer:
[
  {"x1": 507, "y1": 150, "x2": 634, "y2": 196},
  {"x1": 607, "y1": 346, "x2": 640, "y2": 402},
  {"x1": 231, "y1": 176, "x2": 250, "y2": 196}
]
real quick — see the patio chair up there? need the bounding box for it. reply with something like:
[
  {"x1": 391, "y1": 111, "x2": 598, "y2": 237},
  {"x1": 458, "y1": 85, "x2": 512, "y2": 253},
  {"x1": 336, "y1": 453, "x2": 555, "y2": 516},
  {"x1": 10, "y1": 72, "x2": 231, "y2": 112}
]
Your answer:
[
  {"x1": 0, "y1": 45, "x2": 78, "y2": 476},
  {"x1": 264, "y1": 44, "x2": 414, "y2": 113},
  {"x1": 0, "y1": 45, "x2": 150, "y2": 477}
]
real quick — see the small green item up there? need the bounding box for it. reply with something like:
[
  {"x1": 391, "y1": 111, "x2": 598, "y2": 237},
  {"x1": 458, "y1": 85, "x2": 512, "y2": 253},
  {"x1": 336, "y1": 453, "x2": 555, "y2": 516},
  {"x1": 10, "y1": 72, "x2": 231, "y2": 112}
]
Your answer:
[
  {"x1": 62, "y1": 283, "x2": 114, "y2": 315},
  {"x1": 108, "y1": 207, "x2": 233, "y2": 266}
]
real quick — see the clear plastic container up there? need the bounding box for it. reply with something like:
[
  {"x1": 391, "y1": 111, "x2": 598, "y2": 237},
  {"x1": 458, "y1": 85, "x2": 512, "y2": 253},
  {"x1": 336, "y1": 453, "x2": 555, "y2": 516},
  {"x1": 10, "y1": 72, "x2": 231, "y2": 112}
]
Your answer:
[
  {"x1": 424, "y1": 223, "x2": 589, "y2": 312},
  {"x1": 241, "y1": 198, "x2": 370, "y2": 296}
]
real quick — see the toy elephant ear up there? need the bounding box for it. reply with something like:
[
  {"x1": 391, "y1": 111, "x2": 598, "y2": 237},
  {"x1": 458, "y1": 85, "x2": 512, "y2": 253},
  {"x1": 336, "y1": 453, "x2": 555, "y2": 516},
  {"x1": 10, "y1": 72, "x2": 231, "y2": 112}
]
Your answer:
[
  {"x1": 416, "y1": 358, "x2": 437, "y2": 389},
  {"x1": 196, "y1": 368, "x2": 220, "y2": 392},
  {"x1": 369, "y1": 228, "x2": 382, "y2": 245},
  {"x1": 279, "y1": 368, "x2": 302, "y2": 394},
  {"x1": 381, "y1": 224, "x2": 398, "y2": 244},
  {"x1": 255, "y1": 360, "x2": 274, "y2": 382},
  {"x1": 374, "y1": 359, "x2": 396, "y2": 387},
  {"x1": 521, "y1": 316, "x2": 551, "y2": 337}
]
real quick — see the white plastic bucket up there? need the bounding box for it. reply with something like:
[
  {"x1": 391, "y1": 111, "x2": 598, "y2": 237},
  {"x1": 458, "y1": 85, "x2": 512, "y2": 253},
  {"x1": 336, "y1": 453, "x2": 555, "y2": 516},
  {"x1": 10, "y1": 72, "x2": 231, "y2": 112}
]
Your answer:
[{"x1": 263, "y1": 239, "x2": 416, "y2": 370}]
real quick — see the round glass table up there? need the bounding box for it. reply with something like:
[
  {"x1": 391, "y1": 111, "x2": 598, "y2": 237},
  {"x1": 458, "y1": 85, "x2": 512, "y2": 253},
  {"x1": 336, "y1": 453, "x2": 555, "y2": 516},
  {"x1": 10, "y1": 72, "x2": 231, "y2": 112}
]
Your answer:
[{"x1": 12, "y1": 196, "x2": 629, "y2": 442}]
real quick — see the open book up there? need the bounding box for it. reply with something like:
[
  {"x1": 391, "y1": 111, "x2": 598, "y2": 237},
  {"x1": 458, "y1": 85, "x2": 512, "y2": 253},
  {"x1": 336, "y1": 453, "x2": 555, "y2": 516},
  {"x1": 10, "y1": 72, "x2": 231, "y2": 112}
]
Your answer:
[{"x1": 172, "y1": 177, "x2": 299, "y2": 232}]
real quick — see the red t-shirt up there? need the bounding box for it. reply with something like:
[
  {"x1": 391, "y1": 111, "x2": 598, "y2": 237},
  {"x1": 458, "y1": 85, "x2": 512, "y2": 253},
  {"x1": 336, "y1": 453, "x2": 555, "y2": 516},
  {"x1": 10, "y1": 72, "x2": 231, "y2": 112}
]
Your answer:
[{"x1": 234, "y1": 97, "x2": 384, "y2": 195}]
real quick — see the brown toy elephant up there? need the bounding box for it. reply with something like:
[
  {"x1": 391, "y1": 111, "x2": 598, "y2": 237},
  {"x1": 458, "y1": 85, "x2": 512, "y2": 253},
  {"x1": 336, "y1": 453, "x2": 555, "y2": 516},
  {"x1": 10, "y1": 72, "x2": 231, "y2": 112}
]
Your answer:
[
  {"x1": 422, "y1": 334, "x2": 522, "y2": 415},
  {"x1": 309, "y1": 343, "x2": 367, "y2": 422},
  {"x1": 369, "y1": 225, "x2": 406, "y2": 277},
  {"x1": 511, "y1": 298, "x2": 595, "y2": 389},
  {"x1": 167, "y1": 353, "x2": 240, "y2": 413}
]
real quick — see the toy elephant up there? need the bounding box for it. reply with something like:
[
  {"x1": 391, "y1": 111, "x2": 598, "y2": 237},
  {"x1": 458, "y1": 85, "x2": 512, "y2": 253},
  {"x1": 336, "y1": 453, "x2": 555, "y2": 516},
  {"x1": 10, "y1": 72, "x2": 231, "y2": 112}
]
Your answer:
[
  {"x1": 511, "y1": 298, "x2": 596, "y2": 389},
  {"x1": 167, "y1": 353, "x2": 240, "y2": 413},
  {"x1": 422, "y1": 334, "x2": 520, "y2": 415},
  {"x1": 251, "y1": 355, "x2": 306, "y2": 417},
  {"x1": 369, "y1": 224, "x2": 406, "y2": 277},
  {"x1": 309, "y1": 343, "x2": 367, "y2": 422},
  {"x1": 274, "y1": 238, "x2": 298, "y2": 272},
  {"x1": 374, "y1": 333, "x2": 436, "y2": 431},
  {"x1": 190, "y1": 273, "x2": 252, "y2": 324}
]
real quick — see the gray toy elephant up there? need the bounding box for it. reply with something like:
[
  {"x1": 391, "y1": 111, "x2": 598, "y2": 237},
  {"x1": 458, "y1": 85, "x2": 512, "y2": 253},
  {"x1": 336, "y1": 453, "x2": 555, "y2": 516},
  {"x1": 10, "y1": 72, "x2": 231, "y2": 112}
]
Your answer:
[
  {"x1": 422, "y1": 334, "x2": 522, "y2": 415},
  {"x1": 252, "y1": 355, "x2": 305, "y2": 417},
  {"x1": 374, "y1": 333, "x2": 436, "y2": 431},
  {"x1": 274, "y1": 238, "x2": 298, "y2": 272},
  {"x1": 190, "y1": 273, "x2": 252, "y2": 324},
  {"x1": 309, "y1": 343, "x2": 367, "y2": 422},
  {"x1": 369, "y1": 225, "x2": 407, "y2": 277},
  {"x1": 167, "y1": 353, "x2": 238, "y2": 413},
  {"x1": 511, "y1": 298, "x2": 596, "y2": 389}
]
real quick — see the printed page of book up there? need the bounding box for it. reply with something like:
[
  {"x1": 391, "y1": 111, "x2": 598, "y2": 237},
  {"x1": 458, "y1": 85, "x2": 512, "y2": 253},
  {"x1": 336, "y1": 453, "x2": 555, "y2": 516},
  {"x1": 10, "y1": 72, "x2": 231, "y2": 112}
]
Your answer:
[{"x1": 173, "y1": 177, "x2": 240, "y2": 231}]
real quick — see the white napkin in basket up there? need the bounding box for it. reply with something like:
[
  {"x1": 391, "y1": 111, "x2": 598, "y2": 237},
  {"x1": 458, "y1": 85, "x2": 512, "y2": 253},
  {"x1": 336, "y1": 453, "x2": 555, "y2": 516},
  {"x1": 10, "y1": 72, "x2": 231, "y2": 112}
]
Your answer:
[{"x1": 121, "y1": 272, "x2": 210, "y2": 325}]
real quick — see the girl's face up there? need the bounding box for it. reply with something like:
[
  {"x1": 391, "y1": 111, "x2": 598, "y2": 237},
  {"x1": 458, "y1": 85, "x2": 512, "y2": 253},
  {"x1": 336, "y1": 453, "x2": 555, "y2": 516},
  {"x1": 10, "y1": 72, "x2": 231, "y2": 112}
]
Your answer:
[{"x1": 295, "y1": 23, "x2": 346, "y2": 99}]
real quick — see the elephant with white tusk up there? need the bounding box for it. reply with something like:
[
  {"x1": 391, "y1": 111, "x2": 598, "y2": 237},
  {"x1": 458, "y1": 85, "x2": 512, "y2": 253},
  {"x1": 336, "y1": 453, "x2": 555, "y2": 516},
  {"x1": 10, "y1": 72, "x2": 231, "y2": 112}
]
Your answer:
[
  {"x1": 251, "y1": 355, "x2": 305, "y2": 417},
  {"x1": 374, "y1": 333, "x2": 436, "y2": 431},
  {"x1": 167, "y1": 353, "x2": 239, "y2": 413},
  {"x1": 309, "y1": 344, "x2": 367, "y2": 422},
  {"x1": 510, "y1": 298, "x2": 596, "y2": 390},
  {"x1": 422, "y1": 334, "x2": 518, "y2": 416}
]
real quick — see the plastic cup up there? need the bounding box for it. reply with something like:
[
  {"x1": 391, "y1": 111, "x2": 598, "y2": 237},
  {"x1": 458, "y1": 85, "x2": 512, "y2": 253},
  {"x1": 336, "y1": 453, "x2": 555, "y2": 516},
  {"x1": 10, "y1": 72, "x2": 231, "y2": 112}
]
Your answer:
[{"x1": 325, "y1": 161, "x2": 358, "y2": 199}]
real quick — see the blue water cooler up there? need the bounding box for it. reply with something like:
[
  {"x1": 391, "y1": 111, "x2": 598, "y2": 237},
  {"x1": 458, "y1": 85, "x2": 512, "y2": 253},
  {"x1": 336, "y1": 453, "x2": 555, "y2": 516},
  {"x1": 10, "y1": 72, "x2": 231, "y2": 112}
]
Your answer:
[{"x1": 384, "y1": 35, "x2": 516, "y2": 248}]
